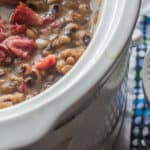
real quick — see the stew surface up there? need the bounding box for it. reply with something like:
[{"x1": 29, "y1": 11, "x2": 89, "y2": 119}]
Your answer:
[{"x1": 0, "y1": 0, "x2": 93, "y2": 108}]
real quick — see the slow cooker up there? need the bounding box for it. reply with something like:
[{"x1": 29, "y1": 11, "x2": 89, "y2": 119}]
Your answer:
[{"x1": 0, "y1": 0, "x2": 140, "y2": 149}]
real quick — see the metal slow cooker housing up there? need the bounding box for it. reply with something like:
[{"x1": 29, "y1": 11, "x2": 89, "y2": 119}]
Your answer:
[{"x1": 0, "y1": 0, "x2": 140, "y2": 149}]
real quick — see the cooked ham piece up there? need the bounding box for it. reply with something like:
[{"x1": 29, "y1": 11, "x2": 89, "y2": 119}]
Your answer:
[
  {"x1": 11, "y1": 3, "x2": 43, "y2": 26},
  {"x1": 0, "y1": 19, "x2": 26, "y2": 40},
  {"x1": 10, "y1": 24, "x2": 26, "y2": 34},
  {"x1": 0, "y1": 36, "x2": 36, "y2": 64},
  {"x1": 3, "y1": 36, "x2": 36, "y2": 58}
]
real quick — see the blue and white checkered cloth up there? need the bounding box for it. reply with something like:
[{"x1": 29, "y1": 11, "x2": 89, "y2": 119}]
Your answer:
[{"x1": 130, "y1": 16, "x2": 150, "y2": 150}]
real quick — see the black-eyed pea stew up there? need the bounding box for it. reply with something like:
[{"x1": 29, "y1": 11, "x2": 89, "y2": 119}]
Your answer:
[{"x1": 0, "y1": 0, "x2": 93, "y2": 108}]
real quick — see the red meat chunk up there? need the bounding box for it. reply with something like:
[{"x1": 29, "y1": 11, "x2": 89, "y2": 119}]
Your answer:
[
  {"x1": 11, "y1": 3, "x2": 43, "y2": 26},
  {"x1": 35, "y1": 55, "x2": 56, "y2": 70},
  {"x1": 3, "y1": 36, "x2": 36, "y2": 58},
  {"x1": 10, "y1": 24, "x2": 26, "y2": 35}
]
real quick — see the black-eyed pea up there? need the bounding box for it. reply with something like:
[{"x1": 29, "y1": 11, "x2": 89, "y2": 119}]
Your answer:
[
  {"x1": 32, "y1": 68, "x2": 42, "y2": 81},
  {"x1": 52, "y1": 35, "x2": 71, "y2": 48},
  {"x1": 79, "y1": 4, "x2": 90, "y2": 14},
  {"x1": 83, "y1": 34, "x2": 91, "y2": 45},
  {"x1": 52, "y1": 38, "x2": 60, "y2": 48},
  {"x1": 10, "y1": 76, "x2": 23, "y2": 82},
  {"x1": 36, "y1": 39, "x2": 49, "y2": 50},
  {"x1": 56, "y1": 65, "x2": 62, "y2": 73},
  {"x1": 63, "y1": 49, "x2": 82, "y2": 60},
  {"x1": 0, "y1": 79, "x2": 5, "y2": 84},
  {"x1": 65, "y1": 23, "x2": 79, "y2": 35},
  {"x1": 75, "y1": 51, "x2": 84, "y2": 60},
  {"x1": 0, "y1": 69, "x2": 6, "y2": 77},
  {"x1": 25, "y1": 69, "x2": 42, "y2": 86},
  {"x1": 60, "y1": 50, "x2": 69, "y2": 59},
  {"x1": 68, "y1": 49, "x2": 78, "y2": 58},
  {"x1": 10, "y1": 93, "x2": 24, "y2": 104},
  {"x1": 68, "y1": 49, "x2": 76, "y2": 56},
  {"x1": 47, "y1": 74, "x2": 55, "y2": 81},
  {"x1": 59, "y1": 35, "x2": 71, "y2": 45},
  {"x1": 72, "y1": 12, "x2": 83, "y2": 21},
  {"x1": 18, "y1": 64, "x2": 31, "y2": 76},
  {"x1": 1, "y1": 81, "x2": 18, "y2": 94},
  {"x1": 51, "y1": 4, "x2": 60, "y2": 14},
  {"x1": 42, "y1": 50, "x2": 53, "y2": 57},
  {"x1": 0, "y1": 93, "x2": 24, "y2": 104},
  {"x1": 66, "y1": 56, "x2": 75, "y2": 65},
  {"x1": 56, "y1": 59, "x2": 66, "y2": 73},
  {"x1": 42, "y1": 44, "x2": 53, "y2": 56},
  {"x1": 56, "y1": 54, "x2": 62, "y2": 60},
  {"x1": 0, "y1": 102, "x2": 12, "y2": 109},
  {"x1": 61, "y1": 65, "x2": 72, "y2": 74},
  {"x1": 75, "y1": 30, "x2": 91, "y2": 45},
  {"x1": 75, "y1": 30, "x2": 84, "y2": 39},
  {"x1": 26, "y1": 29, "x2": 37, "y2": 39},
  {"x1": 63, "y1": 15, "x2": 73, "y2": 24},
  {"x1": 61, "y1": 49, "x2": 75, "y2": 59},
  {"x1": 48, "y1": 34, "x2": 58, "y2": 42},
  {"x1": 93, "y1": 10, "x2": 99, "y2": 24},
  {"x1": 23, "y1": 64, "x2": 32, "y2": 75},
  {"x1": 74, "y1": 41, "x2": 81, "y2": 46}
]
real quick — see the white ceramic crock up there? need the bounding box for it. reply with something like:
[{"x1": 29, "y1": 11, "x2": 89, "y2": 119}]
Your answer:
[{"x1": 0, "y1": 0, "x2": 140, "y2": 149}]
